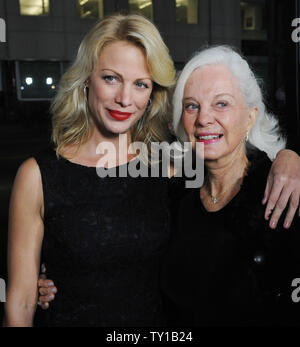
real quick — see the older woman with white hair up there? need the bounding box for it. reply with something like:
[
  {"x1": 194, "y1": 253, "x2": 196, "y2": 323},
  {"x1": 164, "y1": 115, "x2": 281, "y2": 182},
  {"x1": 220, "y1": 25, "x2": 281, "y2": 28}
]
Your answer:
[{"x1": 161, "y1": 46, "x2": 300, "y2": 326}]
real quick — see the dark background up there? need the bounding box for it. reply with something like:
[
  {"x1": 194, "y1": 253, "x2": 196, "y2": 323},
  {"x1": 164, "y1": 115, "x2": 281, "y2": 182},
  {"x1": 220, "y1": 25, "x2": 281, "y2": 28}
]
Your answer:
[{"x1": 0, "y1": 0, "x2": 300, "y2": 324}]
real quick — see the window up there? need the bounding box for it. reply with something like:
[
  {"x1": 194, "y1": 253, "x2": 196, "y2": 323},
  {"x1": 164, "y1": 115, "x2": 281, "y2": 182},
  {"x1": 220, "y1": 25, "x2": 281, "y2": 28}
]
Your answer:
[
  {"x1": 16, "y1": 61, "x2": 62, "y2": 100},
  {"x1": 241, "y1": 1, "x2": 268, "y2": 116},
  {"x1": 78, "y1": 0, "x2": 104, "y2": 19},
  {"x1": 0, "y1": 18, "x2": 6, "y2": 43},
  {"x1": 129, "y1": 0, "x2": 153, "y2": 21},
  {"x1": 176, "y1": 0, "x2": 198, "y2": 24},
  {"x1": 19, "y1": 0, "x2": 50, "y2": 16},
  {"x1": 241, "y1": 1, "x2": 267, "y2": 40}
]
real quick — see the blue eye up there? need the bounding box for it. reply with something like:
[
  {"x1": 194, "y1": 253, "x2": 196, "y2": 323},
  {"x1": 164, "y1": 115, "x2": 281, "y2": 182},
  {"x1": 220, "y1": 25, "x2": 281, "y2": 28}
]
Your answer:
[
  {"x1": 103, "y1": 75, "x2": 118, "y2": 83},
  {"x1": 136, "y1": 81, "x2": 149, "y2": 89},
  {"x1": 217, "y1": 102, "x2": 227, "y2": 107},
  {"x1": 185, "y1": 103, "x2": 199, "y2": 110}
]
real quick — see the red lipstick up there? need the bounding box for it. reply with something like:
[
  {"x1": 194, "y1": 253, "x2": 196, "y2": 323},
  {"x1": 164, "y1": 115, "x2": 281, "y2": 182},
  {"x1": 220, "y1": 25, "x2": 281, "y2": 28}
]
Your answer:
[{"x1": 108, "y1": 109, "x2": 132, "y2": 121}]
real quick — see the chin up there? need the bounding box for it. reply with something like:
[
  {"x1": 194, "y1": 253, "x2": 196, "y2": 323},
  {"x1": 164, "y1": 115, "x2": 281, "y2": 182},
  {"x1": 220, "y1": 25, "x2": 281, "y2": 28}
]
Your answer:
[
  {"x1": 101, "y1": 119, "x2": 133, "y2": 134},
  {"x1": 203, "y1": 150, "x2": 223, "y2": 161},
  {"x1": 108, "y1": 126, "x2": 132, "y2": 135}
]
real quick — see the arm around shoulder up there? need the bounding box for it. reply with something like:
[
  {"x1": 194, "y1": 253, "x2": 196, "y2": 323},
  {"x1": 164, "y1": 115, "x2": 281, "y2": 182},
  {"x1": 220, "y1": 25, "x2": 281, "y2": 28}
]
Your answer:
[{"x1": 4, "y1": 158, "x2": 44, "y2": 327}]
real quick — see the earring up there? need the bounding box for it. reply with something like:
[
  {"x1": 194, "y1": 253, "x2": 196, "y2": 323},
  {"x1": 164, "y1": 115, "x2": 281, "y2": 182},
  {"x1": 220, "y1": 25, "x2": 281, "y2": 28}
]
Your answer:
[
  {"x1": 84, "y1": 84, "x2": 88, "y2": 99},
  {"x1": 147, "y1": 98, "x2": 152, "y2": 109},
  {"x1": 245, "y1": 131, "x2": 249, "y2": 142}
]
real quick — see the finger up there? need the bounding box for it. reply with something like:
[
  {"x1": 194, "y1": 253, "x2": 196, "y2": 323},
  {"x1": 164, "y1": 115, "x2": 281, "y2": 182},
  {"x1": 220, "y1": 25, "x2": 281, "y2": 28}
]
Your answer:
[
  {"x1": 264, "y1": 182, "x2": 284, "y2": 220},
  {"x1": 39, "y1": 286, "x2": 57, "y2": 296},
  {"x1": 41, "y1": 302, "x2": 49, "y2": 310},
  {"x1": 262, "y1": 174, "x2": 273, "y2": 205},
  {"x1": 38, "y1": 294, "x2": 56, "y2": 303},
  {"x1": 37, "y1": 279, "x2": 54, "y2": 288},
  {"x1": 268, "y1": 187, "x2": 293, "y2": 229},
  {"x1": 282, "y1": 193, "x2": 300, "y2": 229},
  {"x1": 39, "y1": 273, "x2": 46, "y2": 280},
  {"x1": 39, "y1": 287, "x2": 52, "y2": 296}
]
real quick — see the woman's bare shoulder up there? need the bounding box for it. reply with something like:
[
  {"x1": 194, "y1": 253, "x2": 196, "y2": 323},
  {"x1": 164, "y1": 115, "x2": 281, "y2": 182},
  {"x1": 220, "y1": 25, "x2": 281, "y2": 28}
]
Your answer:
[
  {"x1": 11, "y1": 157, "x2": 43, "y2": 214},
  {"x1": 16, "y1": 157, "x2": 42, "y2": 182}
]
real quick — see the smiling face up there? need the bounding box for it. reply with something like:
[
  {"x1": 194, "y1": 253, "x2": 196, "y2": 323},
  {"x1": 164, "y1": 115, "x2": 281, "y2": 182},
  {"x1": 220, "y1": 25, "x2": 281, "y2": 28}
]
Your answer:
[
  {"x1": 182, "y1": 64, "x2": 257, "y2": 162},
  {"x1": 86, "y1": 40, "x2": 153, "y2": 136}
]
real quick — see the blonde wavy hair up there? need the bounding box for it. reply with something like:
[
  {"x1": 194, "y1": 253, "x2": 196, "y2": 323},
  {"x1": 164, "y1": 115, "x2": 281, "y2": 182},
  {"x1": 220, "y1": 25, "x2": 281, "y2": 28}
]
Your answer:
[{"x1": 51, "y1": 13, "x2": 176, "y2": 158}]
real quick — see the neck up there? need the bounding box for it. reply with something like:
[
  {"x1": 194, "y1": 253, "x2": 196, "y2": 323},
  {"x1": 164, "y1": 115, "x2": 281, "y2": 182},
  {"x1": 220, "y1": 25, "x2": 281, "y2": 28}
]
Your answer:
[
  {"x1": 64, "y1": 125, "x2": 135, "y2": 168},
  {"x1": 89, "y1": 126, "x2": 135, "y2": 167},
  {"x1": 90, "y1": 125, "x2": 129, "y2": 149},
  {"x1": 204, "y1": 147, "x2": 249, "y2": 198}
]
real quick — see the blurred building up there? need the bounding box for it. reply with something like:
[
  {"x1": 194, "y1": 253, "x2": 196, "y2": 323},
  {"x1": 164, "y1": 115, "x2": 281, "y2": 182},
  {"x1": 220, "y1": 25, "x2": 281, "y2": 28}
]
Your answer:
[{"x1": 0, "y1": 0, "x2": 299, "y2": 149}]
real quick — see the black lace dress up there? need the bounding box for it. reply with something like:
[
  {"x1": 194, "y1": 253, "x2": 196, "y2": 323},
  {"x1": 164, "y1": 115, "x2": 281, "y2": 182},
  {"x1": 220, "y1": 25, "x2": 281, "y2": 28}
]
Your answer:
[{"x1": 33, "y1": 148, "x2": 171, "y2": 327}]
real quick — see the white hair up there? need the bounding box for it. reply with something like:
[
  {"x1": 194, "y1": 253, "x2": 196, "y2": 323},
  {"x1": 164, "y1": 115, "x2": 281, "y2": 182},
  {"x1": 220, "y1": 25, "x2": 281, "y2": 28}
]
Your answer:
[{"x1": 173, "y1": 45, "x2": 286, "y2": 160}]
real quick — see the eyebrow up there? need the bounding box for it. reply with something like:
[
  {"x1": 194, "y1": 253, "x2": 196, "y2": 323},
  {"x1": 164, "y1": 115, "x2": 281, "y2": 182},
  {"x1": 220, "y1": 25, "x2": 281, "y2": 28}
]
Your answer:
[
  {"x1": 183, "y1": 93, "x2": 236, "y2": 101},
  {"x1": 183, "y1": 97, "x2": 198, "y2": 102},
  {"x1": 101, "y1": 69, "x2": 152, "y2": 82},
  {"x1": 215, "y1": 93, "x2": 235, "y2": 99}
]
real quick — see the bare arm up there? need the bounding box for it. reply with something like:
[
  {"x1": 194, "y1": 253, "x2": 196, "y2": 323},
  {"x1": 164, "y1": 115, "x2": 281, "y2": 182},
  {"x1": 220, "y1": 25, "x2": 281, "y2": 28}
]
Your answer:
[{"x1": 4, "y1": 158, "x2": 44, "y2": 327}]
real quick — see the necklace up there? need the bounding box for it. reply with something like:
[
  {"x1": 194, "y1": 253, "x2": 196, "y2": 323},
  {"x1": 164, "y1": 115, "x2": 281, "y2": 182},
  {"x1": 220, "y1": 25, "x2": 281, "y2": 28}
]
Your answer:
[
  {"x1": 205, "y1": 163, "x2": 249, "y2": 204},
  {"x1": 209, "y1": 184, "x2": 239, "y2": 204},
  {"x1": 211, "y1": 196, "x2": 218, "y2": 204}
]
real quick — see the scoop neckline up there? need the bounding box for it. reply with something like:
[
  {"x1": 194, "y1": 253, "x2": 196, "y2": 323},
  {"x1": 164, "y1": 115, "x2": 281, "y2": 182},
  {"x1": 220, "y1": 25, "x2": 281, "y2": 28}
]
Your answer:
[
  {"x1": 195, "y1": 184, "x2": 242, "y2": 215},
  {"x1": 59, "y1": 154, "x2": 139, "y2": 170}
]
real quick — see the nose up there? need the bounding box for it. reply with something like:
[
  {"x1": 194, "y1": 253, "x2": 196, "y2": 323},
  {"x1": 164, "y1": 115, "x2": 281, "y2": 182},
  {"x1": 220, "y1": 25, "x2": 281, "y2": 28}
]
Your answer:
[
  {"x1": 196, "y1": 105, "x2": 215, "y2": 127},
  {"x1": 115, "y1": 84, "x2": 132, "y2": 108}
]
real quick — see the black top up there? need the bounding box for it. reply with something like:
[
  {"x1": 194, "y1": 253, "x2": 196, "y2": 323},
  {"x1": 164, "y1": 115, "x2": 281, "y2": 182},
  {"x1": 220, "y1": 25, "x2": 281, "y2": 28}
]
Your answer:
[
  {"x1": 33, "y1": 148, "x2": 173, "y2": 327},
  {"x1": 161, "y1": 149, "x2": 300, "y2": 326}
]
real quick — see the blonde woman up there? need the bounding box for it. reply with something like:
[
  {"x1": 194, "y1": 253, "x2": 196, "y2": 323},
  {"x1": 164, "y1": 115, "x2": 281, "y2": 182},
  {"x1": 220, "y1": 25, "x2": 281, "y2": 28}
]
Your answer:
[
  {"x1": 5, "y1": 16, "x2": 300, "y2": 327},
  {"x1": 5, "y1": 14, "x2": 175, "y2": 327}
]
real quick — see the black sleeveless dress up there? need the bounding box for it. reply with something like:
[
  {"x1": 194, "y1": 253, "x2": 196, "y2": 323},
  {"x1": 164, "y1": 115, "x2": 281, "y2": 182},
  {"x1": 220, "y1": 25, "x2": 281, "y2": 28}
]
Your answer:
[{"x1": 33, "y1": 148, "x2": 172, "y2": 327}]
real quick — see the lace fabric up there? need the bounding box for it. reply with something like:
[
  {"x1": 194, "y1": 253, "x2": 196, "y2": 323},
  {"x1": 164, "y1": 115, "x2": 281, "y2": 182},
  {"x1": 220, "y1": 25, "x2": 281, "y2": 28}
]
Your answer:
[{"x1": 33, "y1": 148, "x2": 171, "y2": 327}]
